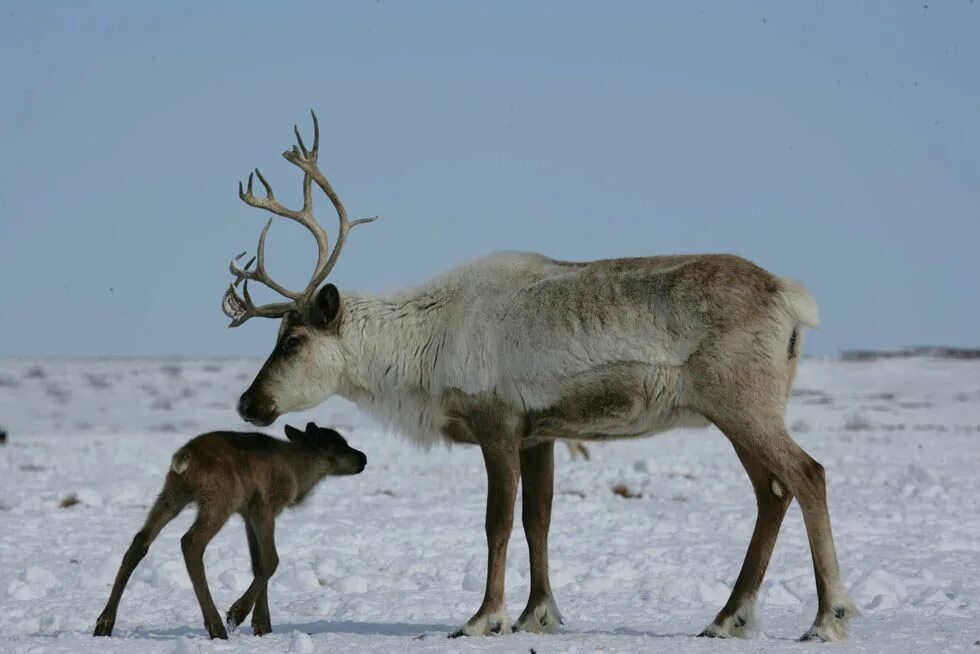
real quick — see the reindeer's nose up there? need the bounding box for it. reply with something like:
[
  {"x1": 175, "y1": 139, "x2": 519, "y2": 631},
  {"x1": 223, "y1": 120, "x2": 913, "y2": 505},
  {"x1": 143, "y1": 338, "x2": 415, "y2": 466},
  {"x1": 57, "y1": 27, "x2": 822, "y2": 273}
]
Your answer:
[
  {"x1": 237, "y1": 394, "x2": 252, "y2": 418},
  {"x1": 238, "y1": 392, "x2": 277, "y2": 426}
]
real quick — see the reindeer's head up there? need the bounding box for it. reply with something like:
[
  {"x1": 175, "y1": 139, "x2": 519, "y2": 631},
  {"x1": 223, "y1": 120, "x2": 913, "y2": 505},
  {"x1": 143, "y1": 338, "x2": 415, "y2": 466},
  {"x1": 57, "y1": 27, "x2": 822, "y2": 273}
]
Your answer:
[
  {"x1": 221, "y1": 112, "x2": 376, "y2": 426},
  {"x1": 284, "y1": 422, "x2": 367, "y2": 476}
]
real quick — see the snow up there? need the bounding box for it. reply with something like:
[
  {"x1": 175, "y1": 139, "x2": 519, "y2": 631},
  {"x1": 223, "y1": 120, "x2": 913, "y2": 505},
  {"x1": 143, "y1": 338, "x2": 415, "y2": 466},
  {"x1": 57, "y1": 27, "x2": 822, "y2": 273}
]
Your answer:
[{"x1": 1, "y1": 356, "x2": 978, "y2": 653}]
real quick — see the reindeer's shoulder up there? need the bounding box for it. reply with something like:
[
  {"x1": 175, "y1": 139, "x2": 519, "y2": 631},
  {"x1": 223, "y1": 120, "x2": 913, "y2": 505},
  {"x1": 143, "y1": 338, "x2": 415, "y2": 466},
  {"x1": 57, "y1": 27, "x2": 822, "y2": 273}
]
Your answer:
[{"x1": 444, "y1": 251, "x2": 573, "y2": 282}]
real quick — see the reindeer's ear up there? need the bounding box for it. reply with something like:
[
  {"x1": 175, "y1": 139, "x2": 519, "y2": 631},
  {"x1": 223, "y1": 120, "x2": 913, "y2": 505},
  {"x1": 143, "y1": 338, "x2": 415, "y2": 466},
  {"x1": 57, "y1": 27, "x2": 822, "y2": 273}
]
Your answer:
[
  {"x1": 284, "y1": 424, "x2": 304, "y2": 442},
  {"x1": 311, "y1": 284, "x2": 341, "y2": 328}
]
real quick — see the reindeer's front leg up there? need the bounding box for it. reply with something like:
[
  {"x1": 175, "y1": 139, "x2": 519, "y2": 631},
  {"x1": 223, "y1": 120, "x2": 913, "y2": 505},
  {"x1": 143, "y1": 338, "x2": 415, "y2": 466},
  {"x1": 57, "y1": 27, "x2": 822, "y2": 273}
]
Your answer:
[{"x1": 450, "y1": 436, "x2": 521, "y2": 637}]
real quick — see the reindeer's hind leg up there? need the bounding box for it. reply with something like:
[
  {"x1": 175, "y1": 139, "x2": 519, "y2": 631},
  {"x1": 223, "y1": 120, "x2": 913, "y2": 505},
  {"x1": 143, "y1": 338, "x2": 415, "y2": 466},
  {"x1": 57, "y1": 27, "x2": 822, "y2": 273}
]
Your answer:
[
  {"x1": 248, "y1": 514, "x2": 278, "y2": 636},
  {"x1": 699, "y1": 441, "x2": 791, "y2": 638},
  {"x1": 181, "y1": 502, "x2": 234, "y2": 639},
  {"x1": 564, "y1": 440, "x2": 591, "y2": 461},
  {"x1": 710, "y1": 413, "x2": 855, "y2": 641},
  {"x1": 94, "y1": 479, "x2": 189, "y2": 636},
  {"x1": 226, "y1": 512, "x2": 279, "y2": 636}
]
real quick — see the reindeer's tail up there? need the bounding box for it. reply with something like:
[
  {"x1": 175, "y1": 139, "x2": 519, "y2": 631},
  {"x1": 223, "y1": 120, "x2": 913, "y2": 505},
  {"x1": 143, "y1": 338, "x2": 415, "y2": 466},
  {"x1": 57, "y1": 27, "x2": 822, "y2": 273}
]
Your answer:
[
  {"x1": 778, "y1": 278, "x2": 820, "y2": 329},
  {"x1": 170, "y1": 449, "x2": 192, "y2": 474},
  {"x1": 774, "y1": 278, "x2": 819, "y2": 399}
]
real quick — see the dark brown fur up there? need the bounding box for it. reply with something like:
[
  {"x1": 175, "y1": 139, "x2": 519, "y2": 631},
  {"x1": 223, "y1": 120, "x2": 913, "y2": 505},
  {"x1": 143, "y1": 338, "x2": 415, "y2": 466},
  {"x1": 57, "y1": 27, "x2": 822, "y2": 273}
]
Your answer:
[{"x1": 93, "y1": 424, "x2": 365, "y2": 639}]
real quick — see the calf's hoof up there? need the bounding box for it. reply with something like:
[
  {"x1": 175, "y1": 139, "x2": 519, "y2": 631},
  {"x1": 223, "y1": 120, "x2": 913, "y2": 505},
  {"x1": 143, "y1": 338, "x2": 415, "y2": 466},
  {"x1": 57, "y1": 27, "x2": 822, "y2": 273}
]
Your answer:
[
  {"x1": 93, "y1": 613, "x2": 115, "y2": 637},
  {"x1": 206, "y1": 620, "x2": 229, "y2": 640}
]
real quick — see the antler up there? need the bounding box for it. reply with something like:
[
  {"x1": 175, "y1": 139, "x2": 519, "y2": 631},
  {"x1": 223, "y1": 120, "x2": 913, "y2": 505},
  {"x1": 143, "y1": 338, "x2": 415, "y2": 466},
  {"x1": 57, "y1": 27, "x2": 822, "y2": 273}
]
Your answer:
[
  {"x1": 281, "y1": 111, "x2": 378, "y2": 297},
  {"x1": 221, "y1": 266, "x2": 294, "y2": 328},
  {"x1": 221, "y1": 110, "x2": 377, "y2": 327}
]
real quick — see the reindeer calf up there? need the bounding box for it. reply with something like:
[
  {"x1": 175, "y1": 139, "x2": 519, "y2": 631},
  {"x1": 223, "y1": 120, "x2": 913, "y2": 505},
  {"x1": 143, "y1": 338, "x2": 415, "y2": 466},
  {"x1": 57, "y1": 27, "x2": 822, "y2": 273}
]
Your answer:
[{"x1": 93, "y1": 422, "x2": 366, "y2": 639}]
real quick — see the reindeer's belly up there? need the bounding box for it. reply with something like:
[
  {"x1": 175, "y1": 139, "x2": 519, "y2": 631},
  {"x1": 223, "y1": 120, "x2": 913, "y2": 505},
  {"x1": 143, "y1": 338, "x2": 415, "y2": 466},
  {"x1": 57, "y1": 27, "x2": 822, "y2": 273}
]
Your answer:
[
  {"x1": 525, "y1": 362, "x2": 710, "y2": 441},
  {"x1": 437, "y1": 362, "x2": 710, "y2": 446}
]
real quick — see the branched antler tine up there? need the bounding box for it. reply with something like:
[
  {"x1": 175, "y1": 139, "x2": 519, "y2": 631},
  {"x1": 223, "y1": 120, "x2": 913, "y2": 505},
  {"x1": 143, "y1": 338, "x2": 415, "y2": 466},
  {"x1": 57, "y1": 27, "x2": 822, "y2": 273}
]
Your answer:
[
  {"x1": 222, "y1": 279, "x2": 293, "y2": 327},
  {"x1": 228, "y1": 251, "x2": 254, "y2": 285},
  {"x1": 351, "y1": 215, "x2": 380, "y2": 227},
  {"x1": 310, "y1": 110, "x2": 319, "y2": 156},
  {"x1": 254, "y1": 168, "x2": 274, "y2": 198},
  {"x1": 301, "y1": 171, "x2": 314, "y2": 214},
  {"x1": 226, "y1": 218, "x2": 301, "y2": 301},
  {"x1": 254, "y1": 218, "x2": 272, "y2": 275},
  {"x1": 252, "y1": 219, "x2": 300, "y2": 300},
  {"x1": 237, "y1": 256, "x2": 256, "y2": 287},
  {"x1": 294, "y1": 124, "x2": 309, "y2": 159},
  {"x1": 242, "y1": 278, "x2": 256, "y2": 307}
]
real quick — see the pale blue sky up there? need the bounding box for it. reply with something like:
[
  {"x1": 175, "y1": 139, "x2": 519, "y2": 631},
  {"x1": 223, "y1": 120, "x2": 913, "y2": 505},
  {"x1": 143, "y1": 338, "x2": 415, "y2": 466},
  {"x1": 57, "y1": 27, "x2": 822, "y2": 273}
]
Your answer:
[{"x1": 1, "y1": 1, "x2": 977, "y2": 357}]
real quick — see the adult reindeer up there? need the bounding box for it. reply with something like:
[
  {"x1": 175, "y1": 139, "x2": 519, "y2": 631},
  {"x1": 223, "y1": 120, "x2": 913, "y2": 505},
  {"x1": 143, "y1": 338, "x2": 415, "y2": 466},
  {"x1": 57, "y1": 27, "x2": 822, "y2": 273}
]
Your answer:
[{"x1": 221, "y1": 112, "x2": 855, "y2": 642}]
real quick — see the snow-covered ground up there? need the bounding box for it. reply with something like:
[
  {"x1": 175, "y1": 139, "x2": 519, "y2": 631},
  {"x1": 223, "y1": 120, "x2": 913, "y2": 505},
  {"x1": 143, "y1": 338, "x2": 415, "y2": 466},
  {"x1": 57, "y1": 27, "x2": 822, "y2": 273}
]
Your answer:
[{"x1": 1, "y1": 356, "x2": 978, "y2": 653}]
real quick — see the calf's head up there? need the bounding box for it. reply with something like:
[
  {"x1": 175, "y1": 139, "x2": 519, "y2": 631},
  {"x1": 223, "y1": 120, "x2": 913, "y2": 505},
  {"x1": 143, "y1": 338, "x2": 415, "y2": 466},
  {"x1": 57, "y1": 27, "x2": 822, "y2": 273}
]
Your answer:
[{"x1": 284, "y1": 421, "x2": 367, "y2": 476}]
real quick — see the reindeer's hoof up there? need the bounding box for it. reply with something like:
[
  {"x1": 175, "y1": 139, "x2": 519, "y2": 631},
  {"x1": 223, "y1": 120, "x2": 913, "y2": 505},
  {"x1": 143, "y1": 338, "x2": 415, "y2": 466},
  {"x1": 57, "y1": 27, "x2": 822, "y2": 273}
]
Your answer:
[
  {"x1": 226, "y1": 605, "x2": 249, "y2": 632},
  {"x1": 93, "y1": 614, "x2": 115, "y2": 637},
  {"x1": 206, "y1": 621, "x2": 229, "y2": 640},
  {"x1": 449, "y1": 609, "x2": 511, "y2": 637},
  {"x1": 698, "y1": 610, "x2": 754, "y2": 639},
  {"x1": 513, "y1": 595, "x2": 563, "y2": 634},
  {"x1": 799, "y1": 601, "x2": 858, "y2": 642}
]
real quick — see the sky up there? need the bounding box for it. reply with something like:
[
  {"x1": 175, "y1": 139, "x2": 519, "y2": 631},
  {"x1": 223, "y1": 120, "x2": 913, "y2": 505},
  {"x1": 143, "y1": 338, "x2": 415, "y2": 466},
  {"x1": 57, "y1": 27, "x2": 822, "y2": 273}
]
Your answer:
[{"x1": 0, "y1": 1, "x2": 977, "y2": 357}]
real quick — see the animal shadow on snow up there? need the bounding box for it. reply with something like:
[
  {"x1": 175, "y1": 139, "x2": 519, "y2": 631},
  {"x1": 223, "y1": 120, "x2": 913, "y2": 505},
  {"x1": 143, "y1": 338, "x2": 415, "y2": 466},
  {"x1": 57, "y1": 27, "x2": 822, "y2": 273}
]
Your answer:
[{"x1": 129, "y1": 620, "x2": 457, "y2": 640}]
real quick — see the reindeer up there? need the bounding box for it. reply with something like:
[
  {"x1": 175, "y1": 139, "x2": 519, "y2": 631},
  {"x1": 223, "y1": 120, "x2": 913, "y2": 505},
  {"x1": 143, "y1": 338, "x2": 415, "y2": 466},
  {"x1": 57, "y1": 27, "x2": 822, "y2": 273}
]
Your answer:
[
  {"x1": 219, "y1": 112, "x2": 855, "y2": 642},
  {"x1": 93, "y1": 422, "x2": 366, "y2": 639}
]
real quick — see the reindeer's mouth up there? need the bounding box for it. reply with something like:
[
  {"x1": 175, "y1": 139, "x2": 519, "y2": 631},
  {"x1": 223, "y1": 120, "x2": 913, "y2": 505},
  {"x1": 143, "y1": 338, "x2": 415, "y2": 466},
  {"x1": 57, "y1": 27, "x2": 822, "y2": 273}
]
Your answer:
[
  {"x1": 244, "y1": 414, "x2": 277, "y2": 427},
  {"x1": 238, "y1": 393, "x2": 278, "y2": 426}
]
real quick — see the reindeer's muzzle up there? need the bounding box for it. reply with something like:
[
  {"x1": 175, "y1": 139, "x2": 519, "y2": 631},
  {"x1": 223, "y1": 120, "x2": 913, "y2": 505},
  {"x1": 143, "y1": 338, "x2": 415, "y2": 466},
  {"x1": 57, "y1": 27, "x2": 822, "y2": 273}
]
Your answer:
[
  {"x1": 237, "y1": 391, "x2": 278, "y2": 426},
  {"x1": 353, "y1": 449, "x2": 367, "y2": 474}
]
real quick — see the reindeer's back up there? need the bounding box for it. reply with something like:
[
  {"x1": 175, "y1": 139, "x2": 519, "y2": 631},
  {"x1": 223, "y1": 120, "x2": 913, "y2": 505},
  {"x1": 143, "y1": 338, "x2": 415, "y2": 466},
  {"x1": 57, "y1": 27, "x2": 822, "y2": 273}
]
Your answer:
[
  {"x1": 169, "y1": 432, "x2": 292, "y2": 506},
  {"x1": 438, "y1": 252, "x2": 788, "y2": 401}
]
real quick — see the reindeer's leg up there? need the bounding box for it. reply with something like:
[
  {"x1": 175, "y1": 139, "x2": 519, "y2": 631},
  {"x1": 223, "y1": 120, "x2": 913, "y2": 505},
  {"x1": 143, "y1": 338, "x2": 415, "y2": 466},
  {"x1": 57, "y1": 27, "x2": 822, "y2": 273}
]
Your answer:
[
  {"x1": 94, "y1": 484, "x2": 188, "y2": 637},
  {"x1": 226, "y1": 513, "x2": 278, "y2": 636},
  {"x1": 714, "y1": 415, "x2": 855, "y2": 642},
  {"x1": 699, "y1": 441, "x2": 791, "y2": 638},
  {"x1": 225, "y1": 517, "x2": 262, "y2": 632},
  {"x1": 514, "y1": 440, "x2": 563, "y2": 633},
  {"x1": 249, "y1": 524, "x2": 277, "y2": 637},
  {"x1": 564, "y1": 440, "x2": 591, "y2": 461},
  {"x1": 249, "y1": 515, "x2": 277, "y2": 636},
  {"x1": 450, "y1": 437, "x2": 521, "y2": 637},
  {"x1": 181, "y1": 505, "x2": 232, "y2": 639}
]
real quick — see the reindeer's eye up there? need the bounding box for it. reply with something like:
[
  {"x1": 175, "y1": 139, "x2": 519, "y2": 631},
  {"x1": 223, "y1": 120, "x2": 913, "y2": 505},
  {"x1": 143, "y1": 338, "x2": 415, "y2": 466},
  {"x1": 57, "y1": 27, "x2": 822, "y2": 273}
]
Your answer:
[{"x1": 281, "y1": 335, "x2": 304, "y2": 355}]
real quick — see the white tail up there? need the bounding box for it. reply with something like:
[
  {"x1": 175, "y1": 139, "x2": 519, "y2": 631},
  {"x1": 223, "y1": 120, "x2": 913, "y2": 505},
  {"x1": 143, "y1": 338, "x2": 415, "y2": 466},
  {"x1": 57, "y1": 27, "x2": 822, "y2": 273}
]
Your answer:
[
  {"x1": 170, "y1": 450, "x2": 190, "y2": 474},
  {"x1": 779, "y1": 278, "x2": 820, "y2": 328}
]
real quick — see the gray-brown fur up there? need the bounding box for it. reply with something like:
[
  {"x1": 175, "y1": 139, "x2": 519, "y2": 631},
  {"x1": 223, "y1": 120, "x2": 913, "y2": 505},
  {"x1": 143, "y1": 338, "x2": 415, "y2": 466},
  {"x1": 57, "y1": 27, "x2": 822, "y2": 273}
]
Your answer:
[
  {"x1": 93, "y1": 423, "x2": 365, "y2": 639},
  {"x1": 221, "y1": 113, "x2": 850, "y2": 641}
]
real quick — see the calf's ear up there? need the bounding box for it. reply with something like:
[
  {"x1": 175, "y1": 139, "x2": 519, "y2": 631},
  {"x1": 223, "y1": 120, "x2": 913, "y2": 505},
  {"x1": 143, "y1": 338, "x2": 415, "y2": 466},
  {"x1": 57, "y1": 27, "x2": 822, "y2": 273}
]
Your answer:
[{"x1": 284, "y1": 424, "x2": 304, "y2": 442}]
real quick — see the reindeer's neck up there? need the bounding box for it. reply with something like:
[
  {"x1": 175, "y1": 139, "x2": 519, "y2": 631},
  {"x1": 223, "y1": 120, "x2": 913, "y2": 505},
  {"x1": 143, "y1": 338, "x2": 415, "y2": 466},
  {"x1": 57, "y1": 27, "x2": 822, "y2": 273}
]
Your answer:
[
  {"x1": 287, "y1": 453, "x2": 322, "y2": 504},
  {"x1": 337, "y1": 289, "x2": 450, "y2": 442}
]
